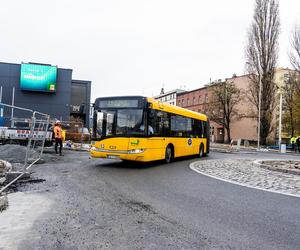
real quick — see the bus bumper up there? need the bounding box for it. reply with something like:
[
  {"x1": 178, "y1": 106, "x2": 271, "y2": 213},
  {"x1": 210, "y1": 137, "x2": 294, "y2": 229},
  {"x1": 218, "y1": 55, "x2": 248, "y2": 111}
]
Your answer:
[{"x1": 90, "y1": 149, "x2": 149, "y2": 162}]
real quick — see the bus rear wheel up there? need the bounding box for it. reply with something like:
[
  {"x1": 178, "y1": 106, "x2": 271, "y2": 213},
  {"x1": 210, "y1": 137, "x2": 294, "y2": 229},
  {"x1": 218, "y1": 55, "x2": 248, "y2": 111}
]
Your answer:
[
  {"x1": 199, "y1": 144, "x2": 204, "y2": 158},
  {"x1": 165, "y1": 145, "x2": 173, "y2": 163}
]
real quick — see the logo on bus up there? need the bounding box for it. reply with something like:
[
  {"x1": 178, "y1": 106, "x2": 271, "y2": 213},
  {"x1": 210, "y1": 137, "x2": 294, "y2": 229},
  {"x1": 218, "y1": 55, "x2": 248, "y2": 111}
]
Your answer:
[
  {"x1": 131, "y1": 139, "x2": 140, "y2": 146},
  {"x1": 188, "y1": 138, "x2": 192, "y2": 146}
]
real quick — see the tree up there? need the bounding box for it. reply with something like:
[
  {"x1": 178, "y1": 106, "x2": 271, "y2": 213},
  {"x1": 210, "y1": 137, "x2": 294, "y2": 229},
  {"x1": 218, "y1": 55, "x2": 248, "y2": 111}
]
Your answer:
[
  {"x1": 207, "y1": 80, "x2": 241, "y2": 143},
  {"x1": 245, "y1": 0, "x2": 280, "y2": 145},
  {"x1": 281, "y1": 73, "x2": 299, "y2": 137},
  {"x1": 289, "y1": 24, "x2": 300, "y2": 72}
]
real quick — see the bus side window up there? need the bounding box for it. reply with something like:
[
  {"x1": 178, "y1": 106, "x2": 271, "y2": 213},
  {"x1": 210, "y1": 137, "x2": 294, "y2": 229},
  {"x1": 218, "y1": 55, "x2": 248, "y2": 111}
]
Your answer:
[
  {"x1": 202, "y1": 121, "x2": 206, "y2": 138},
  {"x1": 148, "y1": 109, "x2": 157, "y2": 136},
  {"x1": 192, "y1": 119, "x2": 200, "y2": 138},
  {"x1": 199, "y1": 121, "x2": 203, "y2": 137},
  {"x1": 148, "y1": 110, "x2": 170, "y2": 137}
]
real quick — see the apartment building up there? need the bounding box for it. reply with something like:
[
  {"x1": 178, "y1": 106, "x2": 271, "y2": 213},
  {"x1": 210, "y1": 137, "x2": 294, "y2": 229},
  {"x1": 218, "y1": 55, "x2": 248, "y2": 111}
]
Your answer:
[
  {"x1": 153, "y1": 88, "x2": 186, "y2": 105},
  {"x1": 177, "y1": 75, "x2": 257, "y2": 143}
]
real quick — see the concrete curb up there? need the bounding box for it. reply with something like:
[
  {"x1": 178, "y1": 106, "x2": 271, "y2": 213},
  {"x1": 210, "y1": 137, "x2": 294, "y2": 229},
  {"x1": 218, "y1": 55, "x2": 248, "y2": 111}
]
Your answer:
[
  {"x1": 0, "y1": 195, "x2": 8, "y2": 211},
  {"x1": 211, "y1": 148, "x2": 256, "y2": 154},
  {"x1": 253, "y1": 159, "x2": 300, "y2": 175}
]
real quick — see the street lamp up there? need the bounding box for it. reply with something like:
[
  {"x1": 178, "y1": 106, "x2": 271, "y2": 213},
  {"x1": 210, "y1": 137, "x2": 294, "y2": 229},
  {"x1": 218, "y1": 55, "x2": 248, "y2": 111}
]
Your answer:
[
  {"x1": 278, "y1": 89, "x2": 283, "y2": 147},
  {"x1": 257, "y1": 74, "x2": 262, "y2": 150}
]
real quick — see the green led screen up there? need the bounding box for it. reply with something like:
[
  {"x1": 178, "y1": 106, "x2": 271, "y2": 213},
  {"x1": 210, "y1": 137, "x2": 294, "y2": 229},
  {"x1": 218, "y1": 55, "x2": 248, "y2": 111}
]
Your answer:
[{"x1": 20, "y1": 63, "x2": 57, "y2": 92}]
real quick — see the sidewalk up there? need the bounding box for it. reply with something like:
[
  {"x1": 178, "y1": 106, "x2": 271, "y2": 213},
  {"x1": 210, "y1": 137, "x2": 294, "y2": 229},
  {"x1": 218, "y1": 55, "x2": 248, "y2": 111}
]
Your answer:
[{"x1": 211, "y1": 142, "x2": 300, "y2": 154}]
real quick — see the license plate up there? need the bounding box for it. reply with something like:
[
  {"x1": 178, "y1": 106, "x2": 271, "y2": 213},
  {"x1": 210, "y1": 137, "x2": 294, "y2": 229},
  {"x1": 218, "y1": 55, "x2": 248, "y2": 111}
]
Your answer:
[{"x1": 107, "y1": 155, "x2": 120, "y2": 159}]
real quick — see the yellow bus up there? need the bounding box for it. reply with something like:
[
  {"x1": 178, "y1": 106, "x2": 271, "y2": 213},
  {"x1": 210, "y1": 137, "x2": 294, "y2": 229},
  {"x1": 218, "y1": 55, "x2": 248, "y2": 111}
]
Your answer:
[{"x1": 90, "y1": 96, "x2": 209, "y2": 163}]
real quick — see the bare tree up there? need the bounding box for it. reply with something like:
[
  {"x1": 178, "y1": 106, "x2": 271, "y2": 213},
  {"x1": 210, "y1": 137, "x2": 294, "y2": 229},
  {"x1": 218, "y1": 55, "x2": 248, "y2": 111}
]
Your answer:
[
  {"x1": 245, "y1": 0, "x2": 280, "y2": 145},
  {"x1": 289, "y1": 24, "x2": 300, "y2": 72},
  {"x1": 207, "y1": 81, "x2": 241, "y2": 143}
]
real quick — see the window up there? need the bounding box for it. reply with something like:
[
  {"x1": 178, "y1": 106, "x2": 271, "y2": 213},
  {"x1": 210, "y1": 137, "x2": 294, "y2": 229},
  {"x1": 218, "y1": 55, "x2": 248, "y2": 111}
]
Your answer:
[
  {"x1": 170, "y1": 115, "x2": 192, "y2": 137},
  {"x1": 205, "y1": 94, "x2": 208, "y2": 103},
  {"x1": 147, "y1": 109, "x2": 206, "y2": 138},
  {"x1": 148, "y1": 110, "x2": 170, "y2": 137}
]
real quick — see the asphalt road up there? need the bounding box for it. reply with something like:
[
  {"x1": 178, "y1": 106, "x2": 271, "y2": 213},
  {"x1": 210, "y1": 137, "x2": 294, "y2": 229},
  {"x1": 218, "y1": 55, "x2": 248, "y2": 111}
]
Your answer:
[{"x1": 2, "y1": 150, "x2": 300, "y2": 249}]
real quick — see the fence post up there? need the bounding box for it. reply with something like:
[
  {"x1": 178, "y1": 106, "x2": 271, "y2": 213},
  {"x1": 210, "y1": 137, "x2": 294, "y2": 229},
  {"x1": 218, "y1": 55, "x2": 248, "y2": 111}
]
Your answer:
[
  {"x1": 39, "y1": 115, "x2": 50, "y2": 158},
  {"x1": 24, "y1": 113, "x2": 36, "y2": 169}
]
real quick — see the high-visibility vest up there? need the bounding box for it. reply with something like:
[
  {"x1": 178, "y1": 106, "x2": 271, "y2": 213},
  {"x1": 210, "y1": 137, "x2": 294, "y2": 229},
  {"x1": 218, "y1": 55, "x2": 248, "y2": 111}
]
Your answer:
[
  {"x1": 291, "y1": 137, "x2": 296, "y2": 144},
  {"x1": 54, "y1": 125, "x2": 62, "y2": 139}
]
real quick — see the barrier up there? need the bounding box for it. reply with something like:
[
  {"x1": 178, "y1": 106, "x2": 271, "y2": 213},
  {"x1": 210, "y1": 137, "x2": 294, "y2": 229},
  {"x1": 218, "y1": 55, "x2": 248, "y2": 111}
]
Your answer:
[
  {"x1": 0, "y1": 102, "x2": 50, "y2": 195},
  {"x1": 280, "y1": 144, "x2": 286, "y2": 154}
]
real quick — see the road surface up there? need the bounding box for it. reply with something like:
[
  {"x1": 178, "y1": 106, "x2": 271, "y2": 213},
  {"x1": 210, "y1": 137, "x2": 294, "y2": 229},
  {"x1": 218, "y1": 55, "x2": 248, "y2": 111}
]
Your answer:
[{"x1": 1, "y1": 150, "x2": 300, "y2": 249}]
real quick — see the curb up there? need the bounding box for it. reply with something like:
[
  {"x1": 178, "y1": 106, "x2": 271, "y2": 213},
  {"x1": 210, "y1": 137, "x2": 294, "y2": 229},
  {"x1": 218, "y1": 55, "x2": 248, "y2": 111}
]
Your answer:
[
  {"x1": 253, "y1": 159, "x2": 300, "y2": 175},
  {"x1": 0, "y1": 195, "x2": 8, "y2": 211},
  {"x1": 211, "y1": 148, "x2": 256, "y2": 154}
]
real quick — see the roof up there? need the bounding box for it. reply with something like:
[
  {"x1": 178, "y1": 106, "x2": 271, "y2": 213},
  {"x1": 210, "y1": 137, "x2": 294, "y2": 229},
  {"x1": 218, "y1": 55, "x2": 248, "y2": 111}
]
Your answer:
[
  {"x1": 153, "y1": 89, "x2": 186, "y2": 98},
  {"x1": 147, "y1": 97, "x2": 207, "y2": 121}
]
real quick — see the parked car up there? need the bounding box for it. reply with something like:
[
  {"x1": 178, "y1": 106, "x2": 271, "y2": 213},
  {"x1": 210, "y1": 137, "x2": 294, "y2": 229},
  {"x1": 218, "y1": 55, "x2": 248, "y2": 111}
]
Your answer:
[{"x1": 65, "y1": 126, "x2": 91, "y2": 143}]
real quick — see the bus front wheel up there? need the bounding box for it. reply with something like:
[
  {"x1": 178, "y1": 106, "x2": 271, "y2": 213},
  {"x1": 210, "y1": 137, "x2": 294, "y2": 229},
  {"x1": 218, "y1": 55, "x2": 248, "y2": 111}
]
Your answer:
[{"x1": 165, "y1": 145, "x2": 173, "y2": 163}]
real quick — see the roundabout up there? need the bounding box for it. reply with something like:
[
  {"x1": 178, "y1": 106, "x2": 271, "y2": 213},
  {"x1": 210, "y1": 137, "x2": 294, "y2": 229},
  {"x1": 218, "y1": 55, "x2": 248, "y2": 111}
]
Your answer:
[
  {"x1": 190, "y1": 158, "x2": 300, "y2": 198},
  {"x1": 253, "y1": 159, "x2": 300, "y2": 175}
]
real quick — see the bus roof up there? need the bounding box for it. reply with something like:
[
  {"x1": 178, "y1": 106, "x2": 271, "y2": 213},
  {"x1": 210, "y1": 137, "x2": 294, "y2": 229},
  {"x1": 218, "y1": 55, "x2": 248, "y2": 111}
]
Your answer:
[
  {"x1": 146, "y1": 97, "x2": 207, "y2": 121},
  {"x1": 94, "y1": 96, "x2": 207, "y2": 121}
]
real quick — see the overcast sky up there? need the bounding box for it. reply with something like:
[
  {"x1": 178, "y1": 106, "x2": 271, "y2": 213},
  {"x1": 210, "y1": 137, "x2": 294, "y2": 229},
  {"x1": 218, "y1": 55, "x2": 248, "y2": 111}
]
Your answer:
[{"x1": 0, "y1": 0, "x2": 299, "y2": 101}]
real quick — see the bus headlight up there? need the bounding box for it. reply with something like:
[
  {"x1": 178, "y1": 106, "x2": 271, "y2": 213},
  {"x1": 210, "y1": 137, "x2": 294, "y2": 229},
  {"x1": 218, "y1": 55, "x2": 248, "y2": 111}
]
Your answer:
[
  {"x1": 90, "y1": 146, "x2": 97, "y2": 151},
  {"x1": 128, "y1": 149, "x2": 145, "y2": 154}
]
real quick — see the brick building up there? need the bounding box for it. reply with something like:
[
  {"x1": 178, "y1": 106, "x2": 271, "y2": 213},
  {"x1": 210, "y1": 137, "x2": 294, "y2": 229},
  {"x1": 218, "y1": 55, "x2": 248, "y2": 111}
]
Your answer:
[{"x1": 177, "y1": 75, "x2": 257, "y2": 143}]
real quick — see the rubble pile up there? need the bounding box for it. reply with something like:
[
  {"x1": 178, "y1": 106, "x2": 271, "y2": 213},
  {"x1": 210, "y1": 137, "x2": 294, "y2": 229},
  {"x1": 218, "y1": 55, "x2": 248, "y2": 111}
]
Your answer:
[{"x1": 0, "y1": 145, "x2": 39, "y2": 163}]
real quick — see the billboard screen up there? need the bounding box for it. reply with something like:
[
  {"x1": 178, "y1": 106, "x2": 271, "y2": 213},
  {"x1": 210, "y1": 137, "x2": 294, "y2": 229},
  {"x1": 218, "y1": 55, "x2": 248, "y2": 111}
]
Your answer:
[{"x1": 20, "y1": 63, "x2": 57, "y2": 92}]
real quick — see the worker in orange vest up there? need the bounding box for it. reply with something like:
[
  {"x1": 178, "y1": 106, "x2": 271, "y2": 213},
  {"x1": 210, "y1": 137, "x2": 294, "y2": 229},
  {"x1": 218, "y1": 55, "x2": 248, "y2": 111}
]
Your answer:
[{"x1": 53, "y1": 120, "x2": 63, "y2": 156}]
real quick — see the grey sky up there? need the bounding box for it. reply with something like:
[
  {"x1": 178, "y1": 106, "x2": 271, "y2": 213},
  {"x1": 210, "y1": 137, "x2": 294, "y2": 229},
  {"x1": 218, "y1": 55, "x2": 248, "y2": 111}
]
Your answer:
[{"x1": 0, "y1": 0, "x2": 299, "y2": 101}]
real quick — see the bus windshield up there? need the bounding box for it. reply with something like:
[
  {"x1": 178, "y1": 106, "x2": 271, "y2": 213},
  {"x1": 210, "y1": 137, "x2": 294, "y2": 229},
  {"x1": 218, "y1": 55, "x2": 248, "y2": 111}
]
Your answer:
[{"x1": 96, "y1": 109, "x2": 145, "y2": 137}]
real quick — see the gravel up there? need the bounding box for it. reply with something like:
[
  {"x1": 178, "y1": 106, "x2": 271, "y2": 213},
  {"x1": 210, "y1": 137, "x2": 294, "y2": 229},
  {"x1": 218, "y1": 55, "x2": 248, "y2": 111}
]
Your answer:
[{"x1": 0, "y1": 145, "x2": 39, "y2": 164}]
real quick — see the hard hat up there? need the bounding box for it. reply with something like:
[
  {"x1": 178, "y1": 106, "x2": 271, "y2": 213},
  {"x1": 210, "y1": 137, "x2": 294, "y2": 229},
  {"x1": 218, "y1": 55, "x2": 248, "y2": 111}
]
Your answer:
[{"x1": 55, "y1": 120, "x2": 61, "y2": 124}]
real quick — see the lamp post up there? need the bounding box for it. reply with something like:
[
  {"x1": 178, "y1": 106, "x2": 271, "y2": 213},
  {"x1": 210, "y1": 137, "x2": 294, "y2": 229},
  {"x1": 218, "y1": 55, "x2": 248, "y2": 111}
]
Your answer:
[
  {"x1": 278, "y1": 89, "x2": 283, "y2": 148},
  {"x1": 257, "y1": 74, "x2": 262, "y2": 150}
]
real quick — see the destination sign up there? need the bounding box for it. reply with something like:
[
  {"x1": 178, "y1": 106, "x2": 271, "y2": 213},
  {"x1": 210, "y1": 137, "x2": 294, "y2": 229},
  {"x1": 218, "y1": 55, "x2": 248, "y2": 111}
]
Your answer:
[{"x1": 99, "y1": 99, "x2": 139, "y2": 108}]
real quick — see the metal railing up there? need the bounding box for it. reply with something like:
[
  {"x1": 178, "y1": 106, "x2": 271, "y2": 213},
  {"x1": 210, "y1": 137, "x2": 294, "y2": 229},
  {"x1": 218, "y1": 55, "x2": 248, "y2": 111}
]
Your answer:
[{"x1": 0, "y1": 102, "x2": 50, "y2": 195}]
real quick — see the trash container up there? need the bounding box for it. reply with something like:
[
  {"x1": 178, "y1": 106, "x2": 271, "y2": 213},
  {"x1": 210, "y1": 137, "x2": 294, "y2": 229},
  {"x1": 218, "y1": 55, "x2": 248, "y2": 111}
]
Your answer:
[{"x1": 280, "y1": 144, "x2": 286, "y2": 153}]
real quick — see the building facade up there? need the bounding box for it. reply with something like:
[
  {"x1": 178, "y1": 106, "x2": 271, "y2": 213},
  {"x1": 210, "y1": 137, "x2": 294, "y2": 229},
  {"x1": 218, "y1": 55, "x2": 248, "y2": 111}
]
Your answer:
[
  {"x1": 153, "y1": 88, "x2": 185, "y2": 105},
  {"x1": 177, "y1": 69, "x2": 297, "y2": 144},
  {"x1": 177, "y1": 75, "x2": 257, "y2": 143},
  {"x1": 0, "y1": 61, "x2": 91, "y2": 128}
]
